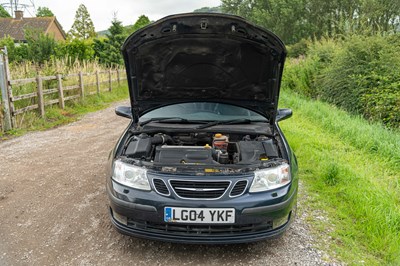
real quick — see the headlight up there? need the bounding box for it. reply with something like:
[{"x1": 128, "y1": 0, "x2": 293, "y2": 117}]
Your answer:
[
  {"x1": 250, "y1": 163, "x2": 291, "y2": 192},
  {"x1": 112, "y1": 160, "x2": 150, "y2": 191}
]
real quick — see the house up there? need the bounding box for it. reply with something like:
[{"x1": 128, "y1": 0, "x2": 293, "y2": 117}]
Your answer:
[{"x1": 0, "y1": 11, "x2": 66, "y2": 42}]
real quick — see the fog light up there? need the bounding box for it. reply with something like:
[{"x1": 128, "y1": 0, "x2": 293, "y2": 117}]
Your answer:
[
  {"x1": 113, "y1": 210, "x2": 127, "y2": 225},
  {"x1": 273, "y1": 214, "x2": 289, "y2": 229}
]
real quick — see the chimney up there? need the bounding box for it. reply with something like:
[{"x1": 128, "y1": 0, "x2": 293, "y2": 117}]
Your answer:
[{"x1": 15, "y1": 10, "x2": 23, "y2": 20}]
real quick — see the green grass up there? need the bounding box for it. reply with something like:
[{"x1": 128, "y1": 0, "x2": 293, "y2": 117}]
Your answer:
[
  {"x1": 279, "y1": 89, "x2": 400, "y2": 265},
  {"x1": 0, "y1": 84, "x2": 129, "y2": 139}
]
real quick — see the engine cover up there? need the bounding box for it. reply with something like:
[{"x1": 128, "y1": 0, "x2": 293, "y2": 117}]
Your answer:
[{"x1": 154, "y1": 146, "x2": 215, "y2": 165}]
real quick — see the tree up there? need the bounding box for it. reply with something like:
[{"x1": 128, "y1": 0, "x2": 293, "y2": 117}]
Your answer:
[
  {"x1": 94, "y1": 16, "x2": 125, "y2": 66},
  {"x1": 24, "y1": 28, "x2": 58, "y2": 64},
  {"x1": 221, "y1": 0, "x2": 400, "y2": 44},
  {"x1": 68, "y1": 4, "x2": 96, "y2": 40},
  {"x1": 358, "y1": 0, "x2": 400, "y2": 32},
  {"x1": 36, "y1": 6, "x2": 54, "y2": 17},
  {"x1": 92, "y1": 37, "x2": 106, "y2": 63},
  {"x1": 193, "y1": 6, "x2": 222, "y2": 13},
  {"x1": 124, "y1": 15, "x2": 151, "y2": 35},
  {"x1": 0, "y1": 5, "x2": 11, "y2": 17},
  {"x1": 222, "y1": 0, "x2": 310, "y2": 44}
]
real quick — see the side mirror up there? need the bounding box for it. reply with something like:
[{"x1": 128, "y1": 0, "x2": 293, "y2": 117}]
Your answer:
[
  {"x1": 115, "y1": 106, "x2": 132, "y2": 119},
  {"x1": 276, "y1": 108, "x2": 292, "y2": 122}
]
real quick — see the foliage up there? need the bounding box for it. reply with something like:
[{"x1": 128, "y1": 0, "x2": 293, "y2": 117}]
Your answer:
[
  {"x1": 316, "y1": 34, "x2": 400, "y2": 127},
  {"x1": 283, "y1": 38, "x2": 338, "y2": 97},
  {"x1": 282, "y1": 58, "x2": 318, "y2": 97},
  {"x1": 68, "y1": 4, "x2": 96, "y2": 40},
  {"x1": 0, "y1": 36, "x2": 18, "y2": 61},
  {"x1": 286, "y1": 39, "x2": 310, "y2": 58},
  {"x1": 94, "y1": 15, "x2": 151, "y2": 66},
  {"x1": 92, "y1": 37, "x2": 106, "y2": 62},
  {"x1": 193, "y1": 6, "x2": 222, "y2": 13},
  {"x1": 36, "y1": 6, "x2": 54, "y2": 17},
  {"x1": 24, "y1": 28, "x2": 58, "y2": 64},
  {"x1": 56, "y1": 38, "x2": 95, "y2": 62},
  {"x1": 94, "y1": 17, "x2": 125, "y2": 66},
  {"x1": 283, "y1": 34, "x2": 400, "y2": 129},
  {"x1": 124, "y1": 15, "x2": 151, "y2": 35},
  {"x1": 221, "y1": 0, "x2": 400, "y2": 44},
  {"x1": 0, "y1": 5, "x2": 10, "y2": 17},
  {"x1": 2, "y1": 14, "x2": 150, "y2": 68}
]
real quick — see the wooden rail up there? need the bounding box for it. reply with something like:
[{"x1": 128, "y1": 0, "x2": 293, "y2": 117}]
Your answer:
[{"x1": 8, "y1": 69, "x2": 126, "y2": 120}]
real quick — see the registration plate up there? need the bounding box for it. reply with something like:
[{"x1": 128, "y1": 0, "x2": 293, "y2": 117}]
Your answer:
[{"x1": 164, "y1": 207, "x2": 235, "y2": 224}]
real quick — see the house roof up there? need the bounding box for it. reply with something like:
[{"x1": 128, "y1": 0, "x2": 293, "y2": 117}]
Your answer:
[{"x1": 0, "y1": 16, "x2": 66, "y2": 41}]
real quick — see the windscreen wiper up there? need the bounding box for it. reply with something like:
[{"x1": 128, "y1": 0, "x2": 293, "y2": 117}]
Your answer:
[
  {"x1": 139, "y1": 117, "x2": 209, "y2": 127},
  {"x1": 139, "y1": 117, "x2": 188, "y2": 126},
  {"x1": 196, "y1": 119, "x2": 254, "y2": 129}
]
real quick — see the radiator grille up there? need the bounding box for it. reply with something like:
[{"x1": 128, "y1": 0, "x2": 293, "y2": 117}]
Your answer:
[{"x1": 169, "y1": 180, "x2": 230, "y2": 199}]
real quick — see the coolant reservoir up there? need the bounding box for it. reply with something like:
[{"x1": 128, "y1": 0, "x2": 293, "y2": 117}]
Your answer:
[{"x1": 213, "y1": 133, "x2": 229, "y2": 150}]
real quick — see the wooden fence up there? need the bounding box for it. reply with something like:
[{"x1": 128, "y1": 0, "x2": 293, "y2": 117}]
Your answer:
[{"x1": 1, "y1": 66, "x2": 126, "y2": 132}]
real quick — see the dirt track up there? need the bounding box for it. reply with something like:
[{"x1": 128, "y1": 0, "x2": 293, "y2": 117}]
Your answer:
[{"x1": 0, "y1": 101, "x2": 338, "y2": 265}]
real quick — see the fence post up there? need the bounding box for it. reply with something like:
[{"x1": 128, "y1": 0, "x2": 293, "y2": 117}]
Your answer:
[
  {"x1": 57, "y1": 74, "x2": 65, "y2": 109},
  {"x1": 3, "y1": 47, "x2": 15, "y2": 128},
  {"x1": 0, "y1": 47, "x2": 12, "y2": 131},
  {"x1": 36, "y1": 75, "x2": 45, "y2": 118},
  {"x1": 117, "y1": 69, "x2": 120, "y2": 86},
  {"x1": 96, "y1": 70, "x2": 100, "y2": 95},
  {"x1": 79, "y1": 71, "x2": 84, "y2": 99},
  {"x1": 108, "y1": 69, "x2": 112, "y2": 92}
]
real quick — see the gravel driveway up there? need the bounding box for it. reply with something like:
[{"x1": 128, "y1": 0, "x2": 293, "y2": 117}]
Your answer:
[{"x1": 0, "y1": 101, "x2": 338, "y2": 265}]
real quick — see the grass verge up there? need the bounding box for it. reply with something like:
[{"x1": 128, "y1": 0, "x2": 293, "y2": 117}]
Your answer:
[
  {"x1": 279, "y1": 89, "x2": 400, "y2": 265},
  {"x1": 1, "y1": 84, "x2": 129, "y2": 140}
]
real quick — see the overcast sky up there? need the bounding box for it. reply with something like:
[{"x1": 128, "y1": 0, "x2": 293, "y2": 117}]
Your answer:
[{"x1": 18, "y1": 0, "x2": 221, "y2": 32}]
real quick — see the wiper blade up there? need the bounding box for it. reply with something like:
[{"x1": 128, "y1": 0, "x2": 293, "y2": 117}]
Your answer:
[
  {"x1": 139, "y1": 117, "x2": 189, "y2": 126},
  {"x1": 196, "y1": 119, "x2": 253, "y2": 129},
  {"x1": 139, "y1": 117, "x2": 209, "y2": 126}
]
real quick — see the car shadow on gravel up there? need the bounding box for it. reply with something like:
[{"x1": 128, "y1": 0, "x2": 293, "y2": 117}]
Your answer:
[{"x1": 110, "y1": 227, "x2": 299, "y2": 265}]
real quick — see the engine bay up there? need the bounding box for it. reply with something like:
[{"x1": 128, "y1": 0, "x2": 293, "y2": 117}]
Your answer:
[{"x1": 122, "y1": 132, "x2": 281, "y2": 166}]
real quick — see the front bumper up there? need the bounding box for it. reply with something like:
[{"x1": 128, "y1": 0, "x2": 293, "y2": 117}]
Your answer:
[{"x1": 107, "y1": 176, "x2": 297, "y2": 244}]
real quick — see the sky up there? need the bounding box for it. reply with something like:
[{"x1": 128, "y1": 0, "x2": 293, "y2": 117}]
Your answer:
[{"x1": 10, "y1": 0, "x2": 222, "y2": 32}]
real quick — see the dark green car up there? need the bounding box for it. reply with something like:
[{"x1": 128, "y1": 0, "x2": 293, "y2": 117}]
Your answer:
[{"x1": 106, "y1": 13, "x2": 298, "y2": 244}]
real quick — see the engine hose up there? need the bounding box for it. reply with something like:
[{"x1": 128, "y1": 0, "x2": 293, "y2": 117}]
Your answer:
[{"x1": 151, "y1": 134, "x2": 175, "y2": 145}]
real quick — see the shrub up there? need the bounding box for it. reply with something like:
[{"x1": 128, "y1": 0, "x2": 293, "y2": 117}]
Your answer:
[
  {"x1": 317, "y1": 34, "x2": 400, "y2": 127},
  {"x1": 56, "y1": 38, "x2": 95, "y2": 62},
  {"x1": 282, "y1": 57, "x2": 319, "y2": 97},
  {"x1": 283, "y1": 34, "x2": 400, "y2": 129},
  {"x1": 283, "y1": 38, "x2": 338, "y2": 98},
  {"x1": 286, "y1": 38, "x2": 310, "y2": 58}
]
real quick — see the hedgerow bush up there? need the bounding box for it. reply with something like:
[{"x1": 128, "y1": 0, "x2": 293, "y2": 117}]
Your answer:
[
  {"x1": 283, "y1": 38, "x2": 338, "y2": 98},
  {"x1": 282, "y1": 57, "x2": 319, "y2": 97},
  {"x1": 283, "y1": 34, "x2": 400, "y2": 129}
]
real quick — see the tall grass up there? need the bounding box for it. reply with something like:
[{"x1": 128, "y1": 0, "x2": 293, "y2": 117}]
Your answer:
[
  {"x1": 9, "y1": 58, "x2": 107, "y2": 79},
  {"x1": 279, "y1": 88, "x2": 400, "y2": 264}
]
